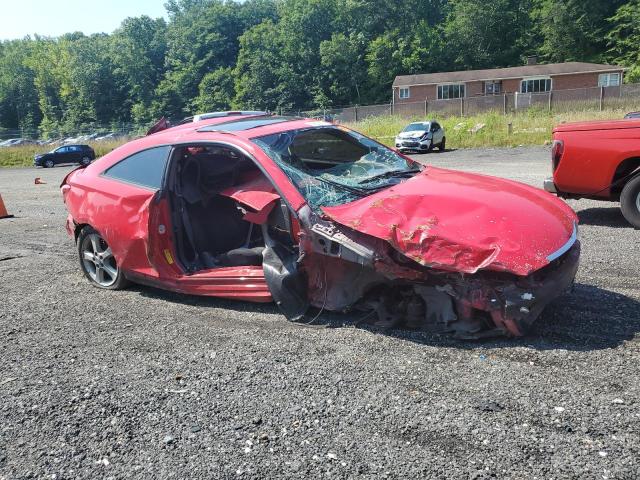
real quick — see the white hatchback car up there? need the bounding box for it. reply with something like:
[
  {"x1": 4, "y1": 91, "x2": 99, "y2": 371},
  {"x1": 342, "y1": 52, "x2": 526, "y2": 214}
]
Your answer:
[{"x1": 395, "y1": 121, "x2": 446, "y2": 153}]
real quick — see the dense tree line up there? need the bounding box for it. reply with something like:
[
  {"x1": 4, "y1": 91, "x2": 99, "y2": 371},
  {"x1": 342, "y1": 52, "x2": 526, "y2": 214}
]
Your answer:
[{"x1": 0, "y1": 0, "x2": 638, "y2": 136}]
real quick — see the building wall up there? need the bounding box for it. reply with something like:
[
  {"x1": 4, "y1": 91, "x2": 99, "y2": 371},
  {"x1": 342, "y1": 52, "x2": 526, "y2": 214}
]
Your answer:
[
  {"x1": 394, "y1": 70, "x2": 625, "y2": 103},
  {"x1": 501, "y1": 79, "x2": 522, "y2": 94},
  {"x1": 551, "y1": 71, "x2": 623, "y2": 90},
  {"x1": 466, "y1": 81, "x2": 484, "y2": 96},
  {"x1": 394, "y1": 84, "x2": 437, "y2": 103}
]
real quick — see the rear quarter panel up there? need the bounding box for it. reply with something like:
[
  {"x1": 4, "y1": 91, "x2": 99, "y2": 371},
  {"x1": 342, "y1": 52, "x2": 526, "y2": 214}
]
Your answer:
[
  {"x1": 553, "y1": 127, "x2": 640, "y2": 197},
  {"x1": 64, "y1": 166, "x2": 156, "y2": 273}
]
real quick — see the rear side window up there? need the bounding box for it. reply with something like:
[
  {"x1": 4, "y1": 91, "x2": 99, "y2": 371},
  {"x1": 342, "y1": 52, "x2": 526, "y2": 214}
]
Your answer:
[{"x1": 103, "y1": 146, "x2": 171, "y2": 190}]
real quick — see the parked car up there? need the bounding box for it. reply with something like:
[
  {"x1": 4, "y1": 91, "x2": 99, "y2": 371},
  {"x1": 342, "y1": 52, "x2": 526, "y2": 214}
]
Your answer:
[
  {"x1": 0, "y1": 138, "x2": 36, "y2": 147},
  {"x1": 61, "y1": 113, "x2": 579, "y2": 338},
  {"x1": 624, "y1": 111, "x2": 640, "y2": 119},
  {"x1": 34, "y1": 144, "x2": 95, "y2": 168},
  {"x1": 395, "y1": 121, "x2": 446, "y2": 153},
  {"x1": 544, "y1": 118, "x2": 640, "y2": 228}
]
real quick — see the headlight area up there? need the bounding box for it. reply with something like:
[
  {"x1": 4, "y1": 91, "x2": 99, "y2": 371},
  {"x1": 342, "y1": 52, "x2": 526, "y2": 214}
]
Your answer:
[{"x1": 340, "y1": 242, "x2": 581, "y2": 339}]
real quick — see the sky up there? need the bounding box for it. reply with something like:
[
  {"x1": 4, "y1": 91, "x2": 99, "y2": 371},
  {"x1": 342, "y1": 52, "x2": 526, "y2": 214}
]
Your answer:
[{"x1": 0, "y1": 0, "x2": 168, "y2": 40}]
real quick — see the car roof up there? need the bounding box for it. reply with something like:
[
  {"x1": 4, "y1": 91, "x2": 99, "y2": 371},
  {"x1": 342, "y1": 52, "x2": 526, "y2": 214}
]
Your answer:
[
  {"x1": 93, "y1": 114, "x2": 335, "y2": 169},
  {"x1": 146, "y1": 114, "x2": 332, "y2": 143}
]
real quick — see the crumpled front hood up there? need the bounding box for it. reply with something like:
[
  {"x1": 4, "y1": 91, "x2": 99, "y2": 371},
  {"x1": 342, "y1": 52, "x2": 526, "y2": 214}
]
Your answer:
[{"x1": 321, "y1": 167, "x2": 578, "y2": 276}]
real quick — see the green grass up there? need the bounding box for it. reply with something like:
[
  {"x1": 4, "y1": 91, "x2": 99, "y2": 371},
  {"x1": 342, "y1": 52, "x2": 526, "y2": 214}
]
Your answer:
[
  {"x1": 0, "y1": 140, "x2": 128, "y2": 168},
  {"x1": 346, "y1": 108, "x2": 635, "y2": 149}
]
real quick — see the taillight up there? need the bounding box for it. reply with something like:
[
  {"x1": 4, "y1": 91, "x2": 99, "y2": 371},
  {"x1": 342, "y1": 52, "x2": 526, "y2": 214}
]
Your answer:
[{"x1": 551, "y1": 139, "x2": 564, "y2": 172}]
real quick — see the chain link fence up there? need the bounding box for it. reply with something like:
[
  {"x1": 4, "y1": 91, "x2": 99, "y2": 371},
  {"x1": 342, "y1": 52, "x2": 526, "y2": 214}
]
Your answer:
[
  {"x1": 284, "y1": 83, "x2": 640, "y2": 123},
  {"x1": 0, "y1": 123, "x2": 141, "y2": 145}
]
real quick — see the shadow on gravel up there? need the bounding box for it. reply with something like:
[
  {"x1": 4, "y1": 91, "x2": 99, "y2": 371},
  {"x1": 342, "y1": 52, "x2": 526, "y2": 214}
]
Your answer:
[
  {"x1": 525, "y1": 283, "x2": 640, "y2": 350},
  {"x1": 131, "y1": 282, "x2": 639, "y2": 352},
  {"x1": 309, "y1": 283, "x2": 640, "y2": 352},
  {"x1": 132, "y1": 285, "x2": 281, "y2": 316},
  {"x1": 577, "y1": 207, "x2": 631, "y2": 228}
]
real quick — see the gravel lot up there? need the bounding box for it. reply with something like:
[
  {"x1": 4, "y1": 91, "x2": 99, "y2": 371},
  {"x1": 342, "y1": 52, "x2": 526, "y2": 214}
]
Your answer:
[{"x1": 1, "y1": 147, "x2": 639, "y2": 479}]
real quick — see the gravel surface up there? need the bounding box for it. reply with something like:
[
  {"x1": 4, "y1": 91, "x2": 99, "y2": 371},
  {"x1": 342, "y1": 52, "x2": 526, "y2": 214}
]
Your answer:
[{"x1": 1, "y1": 147, "x2": 639, "y2": 479}]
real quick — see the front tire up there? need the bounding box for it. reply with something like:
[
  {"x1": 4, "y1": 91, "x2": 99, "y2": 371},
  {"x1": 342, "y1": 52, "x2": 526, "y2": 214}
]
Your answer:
[
  {"x1": 439, "y1": 137, "x2": 446, "y2": 151},
  {"x1": 620, "y1": 174, "x2": 640, "y2": 228},
  {"x1": 77, "y1": 226, "x2": 130, "y2": 289},
  {"x1": 44, "y1": 159, "x2": 54, "y2": 168}
]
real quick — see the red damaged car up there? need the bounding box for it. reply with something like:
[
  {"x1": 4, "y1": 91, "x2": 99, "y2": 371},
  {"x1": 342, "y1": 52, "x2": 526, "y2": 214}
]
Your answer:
[{"x1": 61, "y1": 112, "x2": 580, "y2": 338}]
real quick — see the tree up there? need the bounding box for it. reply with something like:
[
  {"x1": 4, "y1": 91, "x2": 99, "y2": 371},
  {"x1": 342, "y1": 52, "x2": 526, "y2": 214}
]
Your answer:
[
  {"x1": 154, "y1": 0, "x2": 275, "y2": 118},
  {"x1": 0, "y1": 39, "x2": 40, "y2": 132},
  {"x1": 194, "y1": 66, "x2": 235, "y2": 111},
  {"x1": 319, "y1": 32, "x2": 368, "y2": 106},
  {"x1": 607, "y1": 0, "x2": 640, "y2": 82},
  {"x1": 26, "y1": 37, "x2": 65, "y2": 136},
  {"x1": 111, "y1": 16, "x2": 167, "y2": 125},
  {"x1": 276, "y1": 0, "x2": 341, "y2": 108},
  {"x1": 233, "y1": 20, "x2": 290, "y2": 111},
  {"x1": 532, "y1": 0, "x2": 626, "y2": 63},
  {"x1": 443, "y1": 0, "x2": 533, "y2": 69}
]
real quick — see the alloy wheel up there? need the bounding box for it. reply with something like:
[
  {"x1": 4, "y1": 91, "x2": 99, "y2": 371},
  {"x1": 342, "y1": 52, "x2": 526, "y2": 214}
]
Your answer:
[{"x1": 80, "y1": 233, "x2": 118, "y2": 287}]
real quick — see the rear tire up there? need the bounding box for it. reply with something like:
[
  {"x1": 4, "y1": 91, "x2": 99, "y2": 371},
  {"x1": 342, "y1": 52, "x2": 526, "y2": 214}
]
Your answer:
[
  {"x1": 80, "y1": 156, "x2": 91, "y2": 166},
  {"x1": 620, "y1": 174, "x2": 640, "y2": 228},
  {"x1": 77, "y1": 226, "x2": 130, "y2": 290},
  {"x1": 439, "y1": 137, "x2": 446, "y2": 151}
]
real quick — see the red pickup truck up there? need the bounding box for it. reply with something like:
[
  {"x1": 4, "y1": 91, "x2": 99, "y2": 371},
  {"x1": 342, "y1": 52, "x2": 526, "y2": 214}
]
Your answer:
[{"x1": 544, "y1": 118, "x2": 640, "y2": 228}]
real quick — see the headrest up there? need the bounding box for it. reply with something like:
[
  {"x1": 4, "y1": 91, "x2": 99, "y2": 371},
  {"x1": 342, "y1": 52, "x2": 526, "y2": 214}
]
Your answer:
[{"x1": 181, "y1": 157, "x2": 202, "y2": 204}]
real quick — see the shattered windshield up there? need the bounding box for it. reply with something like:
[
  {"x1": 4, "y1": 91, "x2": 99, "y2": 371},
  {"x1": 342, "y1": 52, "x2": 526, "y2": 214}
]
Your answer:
[{"x1": 253, "y1": 127, "x2": 420, "y2": 210}]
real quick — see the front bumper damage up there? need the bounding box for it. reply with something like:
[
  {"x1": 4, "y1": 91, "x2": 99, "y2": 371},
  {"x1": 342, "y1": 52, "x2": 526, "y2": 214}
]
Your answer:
[
  {"x1": 437, "y1": 242, "x2": 580, "y2": 337},
  {"x1": 298, "y1": 209, "x2": 580, "y2": 338},
  {"x1": 395, "y1": 137, "x2": 430, "y2": 151}
]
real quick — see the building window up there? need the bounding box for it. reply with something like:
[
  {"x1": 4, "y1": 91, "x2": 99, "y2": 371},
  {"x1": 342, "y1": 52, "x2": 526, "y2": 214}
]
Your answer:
[
  {"x1": 399, "y1": 87, "x2": 410, "y2": 99},
  {"x1": 485, "y1": 81, "x2": 502, "y2": 95},
  {"x1": 521, "y1": 77, "x2": 552, "y2": 93},
  {"x1": 437, "y1": 84, "x2": 465, "y2": 100},
  {"x1": 599, "y1": 73, "x2": 621, "y2": 87}
]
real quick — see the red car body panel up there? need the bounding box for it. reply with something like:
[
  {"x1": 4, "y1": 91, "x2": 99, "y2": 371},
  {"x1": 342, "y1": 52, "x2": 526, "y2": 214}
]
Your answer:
[
  {"x1": 550, "y1": 118, "x2": 640, "y2": 198},
  {"x1": 62, "y1": 116, "x2": 313, "y2": 302},
  {"x1": 62, "y1": 114, "x2": 580, "y2": 337},
  {"x1": 323, "y1": 167, "x2": 577, "y2": 276},
  {"x1": 219, "y1": 174, "x2": 280, "y2": 224}
]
